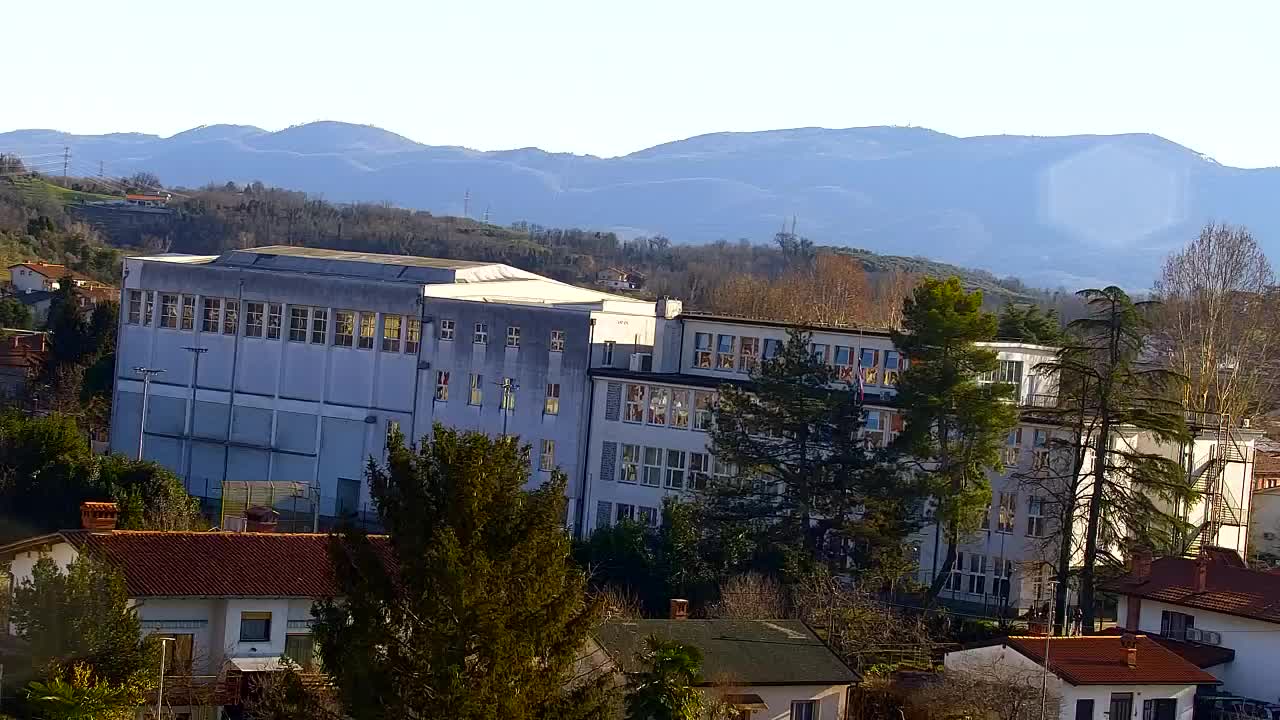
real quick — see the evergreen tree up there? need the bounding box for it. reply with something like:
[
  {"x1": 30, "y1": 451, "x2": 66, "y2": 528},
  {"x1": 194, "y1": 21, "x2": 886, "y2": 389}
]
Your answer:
[
  {"x1": 997, "y1": 304, "x2": 1064, "y2": 345},
  {"x1": 625, "y1": 638, "x2": 706, "y2": 720},
  {"x1": 0, "y1": 296, "x2": 33, "y2": 329},
  {"x1": 1041, "y1": 287, "x2": 1191, "y2": 629},
  {"x1": 313, "y1": 426, "x2": 617, "y2": 720},
  {"x1": 891, "y1": 277, "x2": 1019, "y2": 604},
  {"x1": 705, "y1": 329, "x2": 916, "y2": 574}
]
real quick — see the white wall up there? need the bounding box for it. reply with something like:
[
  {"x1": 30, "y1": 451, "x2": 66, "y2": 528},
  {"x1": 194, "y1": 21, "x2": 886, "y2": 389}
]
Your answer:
[
  {"x1": 1248, "y1": 490, "x2": 1280, "y2": 560},
  {"x1": 1119, "y1": 595, "x2": 1277, "y2": 703},
  {"x1": 703, "y1": 684, "x2": 847, "y2": 720},
  {"x1": 9, "y1": 266, "x2": 52, "y2": 293}
]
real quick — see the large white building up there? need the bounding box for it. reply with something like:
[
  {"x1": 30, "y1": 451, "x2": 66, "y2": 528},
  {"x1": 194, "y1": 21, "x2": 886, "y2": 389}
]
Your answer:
[{"x1": 110, "y1": 247, "x2": 658, "y2": 529}]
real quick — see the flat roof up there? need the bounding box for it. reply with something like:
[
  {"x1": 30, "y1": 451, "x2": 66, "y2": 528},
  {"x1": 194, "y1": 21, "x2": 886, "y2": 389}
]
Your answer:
[{"x1": 223, "y1": 245, "x2": 491, "y2": 270}]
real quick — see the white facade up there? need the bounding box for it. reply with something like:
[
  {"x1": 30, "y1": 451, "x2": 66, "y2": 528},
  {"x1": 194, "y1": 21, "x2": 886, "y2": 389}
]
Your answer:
[
  {"x1": 945, "y1": 642, "x2": 1199, "y2": 720},
  {"x1": 109, "y1": 247, "x2": 657, "y2": 530},
  {"x1": 707, "y1": 684, "x2": 847, "y2": 720},
  {"x1": 1248, "y1": 486, "x2": 1280, "y2": 561},
  {"x1": 9, "y1": 264, "x2": 58, "y2": 293}
]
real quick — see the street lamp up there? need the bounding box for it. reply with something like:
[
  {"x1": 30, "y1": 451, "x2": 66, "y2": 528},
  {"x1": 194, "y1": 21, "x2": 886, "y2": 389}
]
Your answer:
[
  {"x1": 154, "y1": 635, "x2": 174, "y2": 720},
  {"x1": 134, "y1": 367, "x2": 165, "y2": 460}
]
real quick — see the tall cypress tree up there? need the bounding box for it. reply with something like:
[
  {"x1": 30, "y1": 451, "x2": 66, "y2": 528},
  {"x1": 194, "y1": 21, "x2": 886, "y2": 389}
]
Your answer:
[
  {"x1": 313, "y1": 425, "x2": 617, "y2": 720},
  {"x1": 891, "y1": 277, "x2": 1019, "y2": 605},
  {"x1": 706, "y1": 329, "x2": 917, "y2": 574}
]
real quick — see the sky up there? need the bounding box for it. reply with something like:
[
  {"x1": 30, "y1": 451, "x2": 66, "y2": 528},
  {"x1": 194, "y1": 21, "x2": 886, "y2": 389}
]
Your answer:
[{"x1": 4, "y1": 0, "x2": 1280, "y2": 167}]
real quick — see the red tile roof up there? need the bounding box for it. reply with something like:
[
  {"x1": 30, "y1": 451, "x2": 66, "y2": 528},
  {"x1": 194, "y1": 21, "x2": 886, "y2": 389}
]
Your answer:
[
  {"x1": 1002, "y1": 636, "x2": 1220, "y2": 686},
  {"x1": 1101, "y1": 553, "x2": 1280, "y2": 624},
  {"x1": 1096, "y1": 627, "x2": 1235, "y2": 668},
  {"x1": 52, "y1": 530, "x2": 388, "y2": 598}
]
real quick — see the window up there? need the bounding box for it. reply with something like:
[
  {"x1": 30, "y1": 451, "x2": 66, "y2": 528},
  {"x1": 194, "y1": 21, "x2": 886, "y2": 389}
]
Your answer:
[
  {"x1": 202, "y1": 297, "x2": 221, "y2": 332},
  {"x1": 435, "y1": 371, "x2": 450, "y2": 402},
  {"x1": 160, "y1": 293, "x2": 178, "y2": 328},
  {"x1": 181, "y1": 296, "x2": 195, "y2": 330},
  {"x1": 811, "y1": 343, "x2": 829, "y2": 364},
  {"x1": 1160, "y1": 610, "x2": 1194, "y2": 640},
  {"x1": 540, "y1": 440, "x2": 555, "y2": 471},
  {"x1": 1027, "y1": 496, "x2": 1045, "y2": 537},
  {"x1": 550, "y1": 329, "x2": 565, "y2": 352},
  {"x1": 602, "y1": 340, "x2": 615, "y2": 365},
  {"x1": 791, "y1": 700, "x2": 818, "y2": 720},
  {"x1": 1032, "y1": 429, "x2": 1050, "y2": 469},
  {"x1": 693, "y1": 332, "x2": 713, "y2": 368},
  {"x1": 671, "y1": 390, "x2": 690, "y2": 429},
  {"x1": 642, "y1": 446, "x2": 662, "y2": 486},
  {"x1": 311, "y1": 308, "x2": 328, "y2": 344},
  {"x1": 860, "y1": 348, "x2": 880, "y2": 384},
  {"x1": 473, "y1": 322, "x2": 488, "y2": 345},
  {"x1": 834, "y1": 346, "x2": 856, "y2": 381},
  {"x1": 500, "y1": 378, "x2": 516, "y2": 411},
  {"x1": 647, "y1": 387, "x2": 670, "y2": 426},
  {"x1": 1075, "y1": 700, "x2": 1094, "y2": 720},
  {"x1": 947, "y1": 551, "x2": 965, "y2": 592},
  {"x1": 1109, "y1": 694, "x2": 1133, "y2": 720},
  {"x1": 1004, "y1": 428, "x2": 1023, "y2": 466},
  {"x1": 716, "y1": 334, "x2": 736, "y2": 370},
  {"x1": 506, "y1": 325, "x2": 521, "y2": 348},
  {"x1": 997, "y1": 491, "x2": 1016, "y2": 533},
  {"x1": 713, "y1": 457, "x2": 735, "y2": 486},
  {"x1": 544, "y1": 383, "x2": 560, "y2": 415},
  {"x1": 738, "y1": 336, "x2": 760, "y2": 372},
  {"x1": 246, "y1": 302, "x2": 264, "y2": 337},
  {"x1": 239, "y1": 611, "x2": 271, "y2": 642},
  {"x1": 405, "y1": 317, "x2": 421, "y2": 353},
  {"x1": 624, "y1": 384, "x2": 646, "y2": 423},
  {"x1": 167, "y1": 634, "x2": 194, "y2": 676},
  {"x1": 439, "y1": 318, "x2": 455, "y2": 341},
  {"x1": 383, "y1": 315, "x2": 402, "y2": 352},
  {"x1": 334, "y1": 310, "x2": 354, "y2": 347},
  {"x1": 620, "y1": 444, "x2": 640, "y2": 484},
  {"x1": 689, "y1": 453, "x2": 711, "y2": 490},
  {"x1": 143, "y1": 291, "x2": 154, "y2": 326},
  {"x1": 889, "y1": 412, "x2": 905, "y2": 443},
  {"x1": 981, "y1": 359, "x2": 1024, "y2": 387},
  {"x1": 665, "y1": 449, "x2": 686, "y2": 489},
  {"x1": 284, "y1": 634, "x2": 318, "y2": 671},
  {"x1": 267, "y1": 303, "x2": 282, "y2": 339},
  {"x1": 1143, "y1": 699, "x2": 1176, "y2": 720},
  {"x1": 358, "y1": 312, "x2": 376, "y2": 349},
  {"x1": 127, "y1": 290, "x2": 143, "y2": 324},
  {"x1": 884, "y1": 351, "x2": 903, "y2": 386},
  {"x1": 595, "y1": 502, "x2": 613, "y2": 529},
  {"x1": 981, "y1": 502, "x2": 991, "y2": 530},
  {"x1": 224, "y1": 300, "x2": 238, "y2": 335},
  {"x1": 638, "y1": 506, "x2": 659, "y2": 527},
  {"x1": 289, "y1": 307, "x2": 309, "y2": 342},
  {"x1": 762, "y1": 338, "x2": 783, "y2": 360},
  {"x1": 996, "y1": 559, "x2": 1014, "y2": 598},
  {"x1": 865, "y1": 410, "x2": 884, "y2": 447},
  {"x1": 966, "y1": 553, "x2": 988, "y2": 595},
  {"x1": 615, "y1": 503, "x2": 636, "y2": 522},
  {"x1": 693, "y1": 391, "x2": 714, "y2": 431},
  {"x1": 469, "y1": 373, "x2": 483, "y2": 406}
]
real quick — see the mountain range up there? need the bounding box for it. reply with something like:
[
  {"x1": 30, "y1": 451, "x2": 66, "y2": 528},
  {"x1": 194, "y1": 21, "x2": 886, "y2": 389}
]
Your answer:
[{"x1": 3, "y1": 121, "x2": 1277, "y2": 288}]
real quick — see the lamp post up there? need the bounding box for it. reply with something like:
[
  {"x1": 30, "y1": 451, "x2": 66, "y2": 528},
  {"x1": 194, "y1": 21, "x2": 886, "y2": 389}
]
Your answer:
[
  {"x1": 134, "y1": 367, "x2": 165, "y2": 460},
  {"x1": 1041, "y1": 579, "x2": 1059, "y2": 720},
  {"x1": 154, "y1": 635, "x2": 174, "y2": 720}
]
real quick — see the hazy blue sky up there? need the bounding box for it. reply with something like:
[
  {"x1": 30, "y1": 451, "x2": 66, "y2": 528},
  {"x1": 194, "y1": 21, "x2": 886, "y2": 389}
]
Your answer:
[{"x1": 5, "y1": 0, "x2": 1278, "y2": 166}]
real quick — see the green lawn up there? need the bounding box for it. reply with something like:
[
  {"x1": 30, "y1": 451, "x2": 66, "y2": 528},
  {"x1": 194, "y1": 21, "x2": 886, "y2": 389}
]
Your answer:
[{"x1": 8, "y1": 176, "x2": 121, "y2": 205}]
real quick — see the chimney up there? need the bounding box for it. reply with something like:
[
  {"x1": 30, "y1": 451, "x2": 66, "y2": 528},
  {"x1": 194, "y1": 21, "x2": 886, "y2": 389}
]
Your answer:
[
  {"x1": 1126, "y1": 646, "x2": 1138, "y2": 669},
  {"x1": 244, "y1": 506, "x2": 279, "y2": 533},
  {"x1": 1195, "y1": 555, "x2": 1209, "y2": 592},
  {"x1": 80, "y1": 501, "x2": 119, "y2": 531},
  {"x1": 1121, "y1": 632, "x2": 1138, "y2": 669},
  {"x1": 1132, "y1": 547, "x2": 1153, "y2": 581},
  {"x1": 669, "y1": 598, "x2": 689, "y2": 620}
]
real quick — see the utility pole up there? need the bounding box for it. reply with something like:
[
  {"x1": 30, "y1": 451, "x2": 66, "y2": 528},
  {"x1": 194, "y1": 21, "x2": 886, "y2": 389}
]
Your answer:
[
  {"x1": 1041, "y1": 579, "x2": 1058, "y2": 720},
  {"x1": 181, "y1": 347, "x2": 208, "y2": 487},
  {"x1": 134, "y1": 367, "x2": 166, "y2": 460},
  {"x1": 62, "y1": 146, "x2": 69, "y2": 184},
  {"x1": 154, "y1": 636, "x2": 173, "y2": 720}
]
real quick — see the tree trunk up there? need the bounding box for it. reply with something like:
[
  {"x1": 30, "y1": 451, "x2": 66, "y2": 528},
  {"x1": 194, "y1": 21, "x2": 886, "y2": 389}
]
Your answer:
[
  {"x1": 1079, "y1": 420, "x2": 1110, "y2": 631},
  {"x1": 1052, "y1": 509, "x2": 1073, "y2": 635},
  {"x1": 924, "y1": 518, "x2": 958, "y2": 606}
]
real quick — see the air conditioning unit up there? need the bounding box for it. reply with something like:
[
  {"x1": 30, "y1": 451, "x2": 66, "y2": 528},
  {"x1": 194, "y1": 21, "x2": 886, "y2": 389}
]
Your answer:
[
  {"x1": 223, "y1": 516, "x2": 247, "y2": 532},
  {"x1": 629, "y1": 352, "x2": 653, "y2": 372},
  {"x1": 1184, "y1": 628, "x2": 1202, "y2": 642},
  {"x1": 1201, "y1": 630, "x2": 1222, "y2": 646}
]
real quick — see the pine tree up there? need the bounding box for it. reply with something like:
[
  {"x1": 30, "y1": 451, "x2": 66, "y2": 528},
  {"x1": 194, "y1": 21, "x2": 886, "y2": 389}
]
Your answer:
[
  {"x1": 313, "y1": 425, "x2": 618, "y2": 720},
  {"x1": 705, "y1": 329, "x2": 917, "y2": 574},
  {"x1": 1041, "y1": 287, "x2": 1191, "y2": 629},
  {"x1": 997, "y1": 304, "x2": 1064, "y2": 345},
  {"x1": 891, "y1": 277, "x2": 1019, "y2": 605},
  {"x1": 624, "y1": 638, "x2": 706, "y2": 720}
]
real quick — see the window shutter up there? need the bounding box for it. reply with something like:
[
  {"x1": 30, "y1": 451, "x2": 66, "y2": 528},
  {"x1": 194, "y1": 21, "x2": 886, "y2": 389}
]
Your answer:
[
  {"x1": 600, "y1": 441, "x2": 618, "y2": 483},
  {"x1": 605, "y1": 382, "x2": 622, "y2": 421}
]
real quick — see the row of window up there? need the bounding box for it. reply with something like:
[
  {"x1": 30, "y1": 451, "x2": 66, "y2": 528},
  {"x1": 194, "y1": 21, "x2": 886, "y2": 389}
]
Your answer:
[
  {"x1": 980, "y1": 492, "x2": 1047, "y2": 537},
  {"x1": 943, "y1": 552, "x2": 1017, "y2": 597},
  {"x1": 432, "y1": 372, "x2": 561, "y2": 414},
  {"x1": 691, "y1": 332, "x2": 906, "y2": 386},
  {"x1": 624, "y1": 383, "x2": 715, "y2": 430},
  {"x1": 154, "y1": 614, "x2": 320, "y2": 676},
  {"x1": 616, "y1": 444, "x2": 734, "y2": 491},
  {"x1": 127, "y1": 291, "x2": 571, "y2": 354}
]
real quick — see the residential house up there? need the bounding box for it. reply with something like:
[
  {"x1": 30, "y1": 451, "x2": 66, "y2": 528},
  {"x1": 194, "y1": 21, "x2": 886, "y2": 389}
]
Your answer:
[
  {"x1": 944, "y1": 634, "x2": 1219, "y2": 720},
  {"x1": 1247, "y1": 450, "x2": 1280, "y2": 563},
  {"x1": 590, "y1": 608, "x2": 858, "y2": 719},
  {"x1": 0, "y1": 330, "x2": 47, "y2": 400},
  {"x1": 1103, "y1": 548, "x2": 1280, "y2": 704},
  {"x1": 596, "y1": 267, "x2": 644, "y2": 291},
  {"x1": 0, "y1": 503, "x2": 348, "y2": 719},
  {"x1": 8, "y1": 262, "x2": 113, "y2": 294}
]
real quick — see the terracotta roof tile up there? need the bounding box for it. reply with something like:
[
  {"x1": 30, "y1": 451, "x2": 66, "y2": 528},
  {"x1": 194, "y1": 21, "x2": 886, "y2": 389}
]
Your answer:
[
  {"x1": 57, "y1": 530, "x2": 388, "y2": 598},
  {"x1": 1002, "y1": 636, "x2": 1220, "y2": 686},
  {"x1": 1096, "y1": 627, "x2": 1235, "y2": 668},
  {"x1": 1101, "y1": 553, "x2": 1280, "y2": 624}
]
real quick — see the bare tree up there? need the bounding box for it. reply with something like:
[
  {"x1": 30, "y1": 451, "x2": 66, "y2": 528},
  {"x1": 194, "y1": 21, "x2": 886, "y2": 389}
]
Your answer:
[{"x1": 1154, "y1": 223, "x2": 1278, "y2": 419}]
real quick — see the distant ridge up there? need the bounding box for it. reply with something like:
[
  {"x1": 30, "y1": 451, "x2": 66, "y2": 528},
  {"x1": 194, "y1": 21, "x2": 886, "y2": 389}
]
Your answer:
[{"x1": 3, "y1": 120, "x2": 1277, "y2": 287}]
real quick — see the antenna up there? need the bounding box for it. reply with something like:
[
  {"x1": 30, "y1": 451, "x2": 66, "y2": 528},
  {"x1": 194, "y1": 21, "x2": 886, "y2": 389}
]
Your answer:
[{"x1": 463, "y1": 189, "x2": 470, "y2": 219}]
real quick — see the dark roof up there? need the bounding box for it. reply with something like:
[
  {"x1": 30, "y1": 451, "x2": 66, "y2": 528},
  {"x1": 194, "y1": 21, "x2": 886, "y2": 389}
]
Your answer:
[
  {"x1": 13, "y1": 290, "x2": 54, "y2": 306},
  {"x1": 593, "y1": 619, "x2": 858, "y2": 686},
  {"x1": 588, "y1": 368, "x2": 899, "y2": 407},
  {"x1": 1101, "y1": 552, "x2": 1280, "y2": 624},
  {"x1": 36, "y1": 530, "x2": 388, "y2": 598},
  {"x1": 679, "y1": 311, "x2": 896, "y2": 337},
  {"x1": 1000, "y1": 636, "x2": 1219, "y2": 686},
  {"x1": 1096, "y1": 627, "x2": 1235, "y2": 668}
]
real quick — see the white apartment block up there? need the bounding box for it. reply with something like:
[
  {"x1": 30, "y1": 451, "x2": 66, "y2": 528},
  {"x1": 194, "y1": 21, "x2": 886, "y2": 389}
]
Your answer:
[{"x1": 110, "y1": 247, "x2": 657, "y2": 530}]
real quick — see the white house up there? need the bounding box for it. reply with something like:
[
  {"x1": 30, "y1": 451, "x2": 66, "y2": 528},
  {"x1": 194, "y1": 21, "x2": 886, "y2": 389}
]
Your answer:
[
  {"x1": 590, "y1": 613, "x2": 858, "y2": 720},
  {"x1": 1, "y1": 504, "x2": 344, "y2": 719},
  {"x1": 110, "y1": 246, "x2": 658, "y2": 532},
  {"x1": 1104, "y1": 548, "x2": 1280, "y2": 704},
  {"x1": 944, "y1": 634, "x2": 1219, "y2": 720}
]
